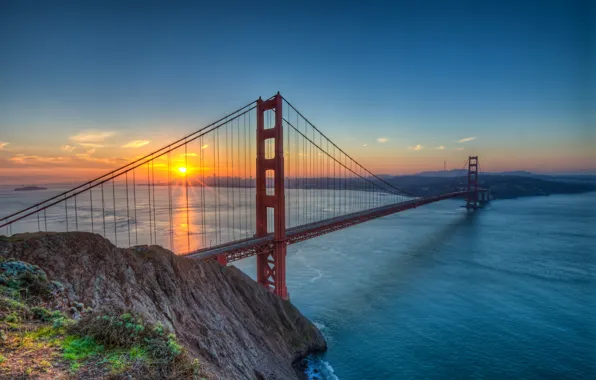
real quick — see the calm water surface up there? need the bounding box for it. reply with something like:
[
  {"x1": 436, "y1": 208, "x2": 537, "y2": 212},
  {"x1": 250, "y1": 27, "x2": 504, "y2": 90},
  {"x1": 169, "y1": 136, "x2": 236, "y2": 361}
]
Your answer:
[
  {"x1": 234, "y1": 192, "x2": 596, "y2": 379},
  {"x1": 2, "y1": 187, "x2": 595, "y2": 379}
]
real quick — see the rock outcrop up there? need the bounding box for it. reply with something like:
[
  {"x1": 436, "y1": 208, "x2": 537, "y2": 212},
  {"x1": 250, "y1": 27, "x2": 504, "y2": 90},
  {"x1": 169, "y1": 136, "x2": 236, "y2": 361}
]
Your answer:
[{"x1": 0, "y1": 232, "x2": 326, "y2": 379}]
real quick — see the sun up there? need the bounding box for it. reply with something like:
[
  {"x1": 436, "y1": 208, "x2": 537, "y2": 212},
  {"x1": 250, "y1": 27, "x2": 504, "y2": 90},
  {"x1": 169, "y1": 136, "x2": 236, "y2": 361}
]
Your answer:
[{"x1": 177, "y1": 167, "x2": 187, "y2": 174}]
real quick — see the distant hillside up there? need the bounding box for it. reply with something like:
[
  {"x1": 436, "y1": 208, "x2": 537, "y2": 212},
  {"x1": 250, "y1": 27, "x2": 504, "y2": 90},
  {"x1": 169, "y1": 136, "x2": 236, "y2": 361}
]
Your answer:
[{"x1": 388, "y1": 174, "x2": 596, "y2": 199}]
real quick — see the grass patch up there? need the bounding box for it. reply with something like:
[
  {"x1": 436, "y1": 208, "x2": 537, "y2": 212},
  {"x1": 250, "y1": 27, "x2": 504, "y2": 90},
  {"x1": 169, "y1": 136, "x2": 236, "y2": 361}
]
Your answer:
[
  {"x1": 61, "y1": 335, "x2": 104, "y2": 371},
  {"x1": 69, "y1": 312, "x2": 204, "y2": 378},
  {"x1": 0, "y1": 258, "x2": 207, "y2": 379}
]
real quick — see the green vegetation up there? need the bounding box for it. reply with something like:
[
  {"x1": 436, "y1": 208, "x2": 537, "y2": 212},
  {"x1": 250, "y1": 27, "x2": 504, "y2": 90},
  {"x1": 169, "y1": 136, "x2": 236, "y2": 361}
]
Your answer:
[
  {"x1": 0, "y1": 259, "x2": 207, "y2": 379},
  {"x1": 66, "y1": 311, "x2": 201, "y2": 377}
]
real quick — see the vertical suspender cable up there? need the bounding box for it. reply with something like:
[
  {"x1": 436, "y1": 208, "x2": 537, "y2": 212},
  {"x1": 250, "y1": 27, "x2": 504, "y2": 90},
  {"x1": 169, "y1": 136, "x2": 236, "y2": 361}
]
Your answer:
[
  {"x1": 152, "y1": 160, "x2": 157, "y2": 244},
  {"x1": 90, "y1": 190, "x2": 94, "y2": 232},
  {"x1": 126, "y1": 172, "x2": 131, "y2": 247},
  {"x1": 65, "y1": 195, "x2": 68, "y2": 232},
  {"x1": 133, "y1": 170, "x2": 138, "y2": 245},
  {"x1": 112, "y1": 178, "x2": 117, "y2": 246},
  {"x1": 74, "y1": 195, "x2": 78, "y2": 230},
  {"x1": 168, "y1": 152, "x2": 173, "y2": 251},
  {"x1": 102, "y1": 183, "x2": 106, "y2": 237},
  {"x1": 147, "y1": 164, "x2": 152, "y2": 245},
  {"x1": 185, "y1": 142, "x2": 190, "y2": 253}
]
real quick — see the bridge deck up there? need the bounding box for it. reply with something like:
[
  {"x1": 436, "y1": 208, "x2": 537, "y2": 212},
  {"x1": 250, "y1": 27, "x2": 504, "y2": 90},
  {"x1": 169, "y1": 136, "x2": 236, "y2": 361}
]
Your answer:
[{"x1": 184, "y1": 191, "x2": 468, "y2": 262}]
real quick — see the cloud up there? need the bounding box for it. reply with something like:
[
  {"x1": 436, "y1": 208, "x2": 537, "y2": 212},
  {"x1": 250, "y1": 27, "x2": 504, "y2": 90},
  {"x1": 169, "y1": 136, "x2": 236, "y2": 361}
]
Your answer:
[
  {"x1": 408, "y1": 144, "x2": 424, "y2": 151},
  {"x1": 70, "y1": 130, "x2": 115, "y2": 144},
  {"x1": 0, "y1": 142, "x2": 9, "y2": 150},
  {"x1": 202, "y1": 144, "x2": 209, "y2": 149},
  {"x1": 74, "y1": 153, "x2": 117, "y2": 164},
  {"x1": 458, "y1": 137, "x2": 476, "y2": 143},
  {"x1": 182, "y1": 153, "x2": 198, "y2": 157},
  {"x1": 363, "y1": 144, "x2": 368, "y2": 147},
  {"x1": 377, "y1": 137, "x2": 388, "y2": 143},
  {"x1": 78, "y1": 143, "x2": 105, "y2": 148},
  {"x1": 61, "y1": 145, "x2": 76, "y2": 152},
  {"x1": 433, "y1": 146, "x2": 446, "y2": 150},
  {"x1": 86, "y1": 148, "x2": 96, "y2": 155},
  {"x1": 10, "y1": 154, "x2": 70, "y2": 165},
  {"x1": 121, "y1": 140, "x2": 150, "y2": 148},
  {"x1": 454, "y1": 147, "x2": 465, "y2": 151},
  {"x1": 5, "y1": 152, "x2": 125, "y2": 169}
]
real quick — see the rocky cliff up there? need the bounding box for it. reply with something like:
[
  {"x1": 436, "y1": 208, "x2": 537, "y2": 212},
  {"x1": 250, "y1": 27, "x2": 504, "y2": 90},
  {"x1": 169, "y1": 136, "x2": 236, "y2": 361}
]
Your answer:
[{"x1": 0, "y1": 232, "x2": 326, "y2": 379}]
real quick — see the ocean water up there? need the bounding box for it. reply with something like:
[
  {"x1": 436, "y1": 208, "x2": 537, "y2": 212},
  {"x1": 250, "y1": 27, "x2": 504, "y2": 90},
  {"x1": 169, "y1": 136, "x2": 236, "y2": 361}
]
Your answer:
[
  {"x1": 2, "y1": 186, "x2": 595, "y2": 379},
  {"x1": 234, "y1": 192, "x2": 596, "y2": 379}
]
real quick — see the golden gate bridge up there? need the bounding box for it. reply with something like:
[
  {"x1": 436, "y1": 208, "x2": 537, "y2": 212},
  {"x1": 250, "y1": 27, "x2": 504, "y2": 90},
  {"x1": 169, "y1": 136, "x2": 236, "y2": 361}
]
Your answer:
[{"x1": 0, "y1": 93, "x2": 483, "y2": 299}]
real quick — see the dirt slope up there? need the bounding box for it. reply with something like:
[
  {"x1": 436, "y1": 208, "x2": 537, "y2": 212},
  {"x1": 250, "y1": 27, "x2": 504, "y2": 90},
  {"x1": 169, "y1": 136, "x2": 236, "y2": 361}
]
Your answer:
[{"x1": 0, "y1": 232, "x2": 326, "y2": 379}]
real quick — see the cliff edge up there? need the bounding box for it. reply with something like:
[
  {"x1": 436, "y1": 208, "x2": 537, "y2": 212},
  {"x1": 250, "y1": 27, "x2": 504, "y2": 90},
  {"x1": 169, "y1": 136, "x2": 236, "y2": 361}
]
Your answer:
[{"x1": 0, "y1": 232, "x2": 326, "y2": 379}]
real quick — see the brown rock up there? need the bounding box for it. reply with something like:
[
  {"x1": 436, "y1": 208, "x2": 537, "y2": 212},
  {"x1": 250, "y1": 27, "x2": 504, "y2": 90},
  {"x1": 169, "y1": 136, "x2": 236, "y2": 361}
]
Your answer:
[{"x1": 0, "y1": 232, "x2": 326, "y2": 380}]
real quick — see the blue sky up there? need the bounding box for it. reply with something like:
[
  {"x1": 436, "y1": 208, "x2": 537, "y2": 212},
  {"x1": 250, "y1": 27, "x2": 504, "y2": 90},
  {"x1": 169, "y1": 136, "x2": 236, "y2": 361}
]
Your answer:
[{"x1": 0, "y1": 0, "x2": 593, "y2": 179}]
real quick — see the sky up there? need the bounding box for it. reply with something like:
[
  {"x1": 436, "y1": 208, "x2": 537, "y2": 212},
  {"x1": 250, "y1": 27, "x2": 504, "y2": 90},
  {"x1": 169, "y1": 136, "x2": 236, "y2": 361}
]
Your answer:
[{"x1": 0, "y1": 0, "x2": 594, "y2": 184}]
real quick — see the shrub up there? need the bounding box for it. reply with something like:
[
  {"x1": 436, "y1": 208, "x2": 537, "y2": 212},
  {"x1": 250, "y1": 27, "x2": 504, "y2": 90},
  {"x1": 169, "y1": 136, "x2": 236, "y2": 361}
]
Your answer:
[
  {"x1": 69, "y1": 312, "x2": 204, "y2": 379},
  {"x1": 0, "y1": 261, "x2": 52, "y2": 300},
  {"x1": 5, "y1": 312, "x2": 18, "y2": 323},
  {"x1": 31, "y1": 306, "x2": 63, "y2": 322}
]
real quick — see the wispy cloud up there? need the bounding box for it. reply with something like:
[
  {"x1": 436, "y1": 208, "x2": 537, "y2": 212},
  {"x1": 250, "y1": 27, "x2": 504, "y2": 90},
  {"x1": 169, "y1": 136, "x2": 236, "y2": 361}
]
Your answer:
[
  {"x1": 377, "y1": 137, "x2": 388, "y2": 143},
  {"x1": 433, "y1": 146, "x2": 446, "y2": 150},
  {"x1": 363, "y1": 144, "x2": 368, "y2": 147},
  {"x1": 61, "y1": 145, "x2": 76, "y2": 152},
  {"x1": 121, "y1": 140, "x2": 150, "y2": 148},
  {"x1": 182, "y1": 153, "x2": 198, "y2": 157},
  {"x1": 78, "y1": 143, "x2": 105, "y2": 148},
  {"x1": 7, "y1": 152, "x2": 124, "y2": 167},
  {"x1": 454, "y1": 147, "x2": 465, "y2": 151},
  {"x1": 458, "y1": 137, "x2": 476, "y2": 143},
  {"x1": 74, "y1": 153, "x2": 118, "y2": 164},
  {"x1": 10, "y1": 154, "x2": 69, "y2": 165},
  {"x1": 408, "y1": 144, "x2": 424, "y2": 151},
  {"x1": 70, "y1": 130, "x2": 115, "y2": 144},
  {"x1": 202, "y1": 144, "x2": 209, "y2": 149},
  {"x1": 0, "y1": 142, "x2": 9, "y2": 150}
]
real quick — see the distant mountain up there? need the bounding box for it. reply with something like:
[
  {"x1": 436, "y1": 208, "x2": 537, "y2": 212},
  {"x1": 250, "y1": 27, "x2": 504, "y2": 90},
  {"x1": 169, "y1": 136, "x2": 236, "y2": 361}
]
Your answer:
[
  {"x1": 413, "y1": 169, "x2": 468, "y2": 178},
  {"x1": 385, "y1": 174, "x2": 595, "y2": 199},
  {"x1": 490, "y1": 170, "x2": 538, "y2": 177},
  {"x1": 411, "y1": 170, "x2": 596, "y2": 181}
]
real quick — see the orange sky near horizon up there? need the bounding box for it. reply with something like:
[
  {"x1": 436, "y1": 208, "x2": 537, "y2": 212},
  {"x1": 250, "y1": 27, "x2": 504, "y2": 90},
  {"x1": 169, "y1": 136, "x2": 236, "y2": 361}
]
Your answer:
[{"x1": 0, "y1": 130, "x2": 594, "y2": 186}]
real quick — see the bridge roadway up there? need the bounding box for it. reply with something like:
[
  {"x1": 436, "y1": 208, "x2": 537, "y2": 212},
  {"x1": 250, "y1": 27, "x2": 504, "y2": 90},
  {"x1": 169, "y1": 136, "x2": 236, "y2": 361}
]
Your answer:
[{"x1": 184, "y1": 191, "x2": 469, "y2": 263}]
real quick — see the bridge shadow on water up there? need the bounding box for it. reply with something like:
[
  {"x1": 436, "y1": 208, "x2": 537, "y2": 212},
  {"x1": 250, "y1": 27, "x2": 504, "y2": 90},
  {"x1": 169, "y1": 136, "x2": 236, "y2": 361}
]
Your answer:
[{"x1": 317, "y1": 209, "x2": 481, "y2": 318}]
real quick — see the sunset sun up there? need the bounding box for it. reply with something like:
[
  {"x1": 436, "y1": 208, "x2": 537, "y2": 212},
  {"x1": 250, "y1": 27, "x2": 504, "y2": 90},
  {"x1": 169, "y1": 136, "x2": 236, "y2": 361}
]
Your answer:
[{"x1": 177, "y1": 167, "x2": 187, "y2": 174}]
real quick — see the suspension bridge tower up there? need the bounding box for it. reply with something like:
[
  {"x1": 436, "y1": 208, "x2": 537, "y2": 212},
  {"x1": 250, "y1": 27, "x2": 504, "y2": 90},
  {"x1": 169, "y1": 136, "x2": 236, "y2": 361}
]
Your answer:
[
  {"x1": 255, "y1": 93, "x2": 288, "y2": 300},
  {"x1": 466, "y1": 156, "x2": 479, "y2": 209}
]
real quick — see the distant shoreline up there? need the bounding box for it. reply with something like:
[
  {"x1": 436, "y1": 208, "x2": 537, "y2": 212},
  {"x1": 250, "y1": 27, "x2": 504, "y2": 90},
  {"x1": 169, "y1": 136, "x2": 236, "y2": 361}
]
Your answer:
[
  {"x1": 3, "y1": 175, "x2": 595, "y2": 201},
  {"x1": 13, "y1": 186, "x2": 47, "y2": 192}
]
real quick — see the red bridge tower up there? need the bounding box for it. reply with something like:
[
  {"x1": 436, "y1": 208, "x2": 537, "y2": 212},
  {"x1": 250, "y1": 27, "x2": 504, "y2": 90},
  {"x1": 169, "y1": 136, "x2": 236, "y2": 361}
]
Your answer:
[
  {"x1": 466, "y1": 156, "x2": 479, "y2": 209},
  {"x1": 255, "y1": 93, "x2": 288, "y2": 299}
]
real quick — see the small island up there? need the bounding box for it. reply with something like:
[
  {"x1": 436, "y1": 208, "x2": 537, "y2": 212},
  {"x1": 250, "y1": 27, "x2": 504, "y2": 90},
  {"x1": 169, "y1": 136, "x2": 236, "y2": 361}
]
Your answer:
[{"x1": 14, "y1": 186, "x2": 47, "y2": 192}]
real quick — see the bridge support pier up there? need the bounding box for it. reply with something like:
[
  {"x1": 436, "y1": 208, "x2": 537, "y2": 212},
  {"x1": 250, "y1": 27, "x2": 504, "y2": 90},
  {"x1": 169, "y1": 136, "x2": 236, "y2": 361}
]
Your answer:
[
  {"x1": 255, "y1": 93, "x2": 288, "y2": 300},
  {"x1": 216, "y1": 254, "x2": 228, "y2": 266}
]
